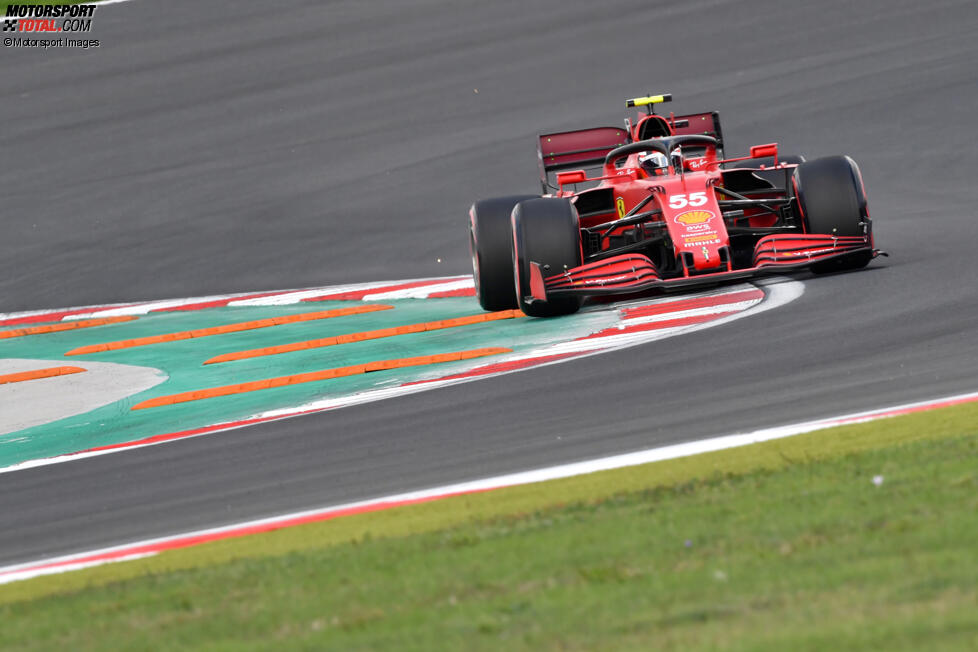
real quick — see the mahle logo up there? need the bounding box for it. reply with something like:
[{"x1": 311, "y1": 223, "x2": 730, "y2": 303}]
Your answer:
[{"x1": 675, "y1": 210, "x2": 714, "y2": 226}]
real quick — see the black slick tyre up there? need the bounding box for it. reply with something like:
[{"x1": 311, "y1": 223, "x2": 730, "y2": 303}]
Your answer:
[
  {"x1": 511, "y1": 198, "x2": 583, "y2": 317},
  {"x1": 793, "y1": 155, "x2": 873, "y2": 273},
  {"x1": 469, "y1": 195, "x2": 536, "y2": 311}
]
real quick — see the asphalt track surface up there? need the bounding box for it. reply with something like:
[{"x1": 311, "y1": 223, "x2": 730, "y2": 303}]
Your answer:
[{"x1": 2, "y1": 0, "x2": 977, "y2": 566}]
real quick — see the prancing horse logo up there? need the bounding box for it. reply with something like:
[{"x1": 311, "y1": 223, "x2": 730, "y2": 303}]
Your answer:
[{"x1": 616, "y1": 197, "x2": 626, "y2": 218}]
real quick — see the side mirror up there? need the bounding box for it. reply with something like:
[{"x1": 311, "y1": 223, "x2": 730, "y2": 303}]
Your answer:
[
  {"x1": 556, "y1": 170, "x2": 587, "y2": 187},
  {"x1": 750, "y1": 143, "x2": 778, "y2": 159}
]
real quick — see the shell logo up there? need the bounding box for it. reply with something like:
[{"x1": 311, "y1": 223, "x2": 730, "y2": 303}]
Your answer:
[{"x1": 675, "y1": 210, "x2": 715, "y2": 225}]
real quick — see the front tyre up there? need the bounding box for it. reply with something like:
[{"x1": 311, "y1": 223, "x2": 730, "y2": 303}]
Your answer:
[
  {"x1": 793, "y1": 155, "x2": 873, "y2": 274},
  {"x1": 511, "y1": 198, "x2": 583, "y2": 317},
  {"x1": 469, "y1": 195, "x2": 537, "y2": 311}
]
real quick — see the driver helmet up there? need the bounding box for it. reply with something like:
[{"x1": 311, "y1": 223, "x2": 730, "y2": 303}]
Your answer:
[{"x1": 638, "y1": 151, "x2": 669, "y2": 176}]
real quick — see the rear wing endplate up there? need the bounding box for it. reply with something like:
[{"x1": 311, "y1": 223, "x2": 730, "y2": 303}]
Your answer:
[{"x1": 671, "y1": 111, "x2": 724, "y2": 149}]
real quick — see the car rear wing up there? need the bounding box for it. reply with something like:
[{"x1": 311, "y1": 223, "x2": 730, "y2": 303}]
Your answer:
[
  {"x1": 537, "y1": 112, "x2": 724, "y2": 192},
  {"x1": 537, "y1": 127, "x2": 628, "y2": 192},
  {"x1": 671, "y1": 111, "x2": 724, "y2": 151}
]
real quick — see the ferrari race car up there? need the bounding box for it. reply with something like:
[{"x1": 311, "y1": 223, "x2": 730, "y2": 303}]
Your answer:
[{"x1": 469, "y1": 93, "x2": 881, "y2": 317}]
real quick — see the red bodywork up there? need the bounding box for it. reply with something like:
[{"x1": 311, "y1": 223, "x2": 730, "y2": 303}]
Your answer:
[{"x1": 531, "y1": 108, "x2": 876, "y2": 302}]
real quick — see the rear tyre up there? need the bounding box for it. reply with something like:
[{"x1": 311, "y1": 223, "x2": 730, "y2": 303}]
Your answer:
[
  {"x1": 469, "y1": 195, "x2": 537, "y2": 311},
  {"x1": 511, "y1": 198, "x2": 583, "y2": 317},
  {"x1": 793, "y1": 155, "x2": 872, "y2": 274}
]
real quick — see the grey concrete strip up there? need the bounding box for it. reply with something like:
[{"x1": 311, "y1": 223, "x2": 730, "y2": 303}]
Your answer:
[{"x1": 0, "y1": 359, "x2": 166, "y2": 436}]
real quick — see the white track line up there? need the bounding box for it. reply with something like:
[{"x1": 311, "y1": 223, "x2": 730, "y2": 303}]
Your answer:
[
  {"x1": 3, "y1": 386, "x2": 977, "y2": 585},
  {"x1": 0, "y1": 277, "x2": 470, "y2": 323},
  {"x1": 620, "y1": 299, "x2": 761, "y2": 326},
  {"x1": 361, "y1": 278, "x2": 474, "y2": 300},
  {"x1": 230, "y1": 276, "x2": 470, "y2": 306}
]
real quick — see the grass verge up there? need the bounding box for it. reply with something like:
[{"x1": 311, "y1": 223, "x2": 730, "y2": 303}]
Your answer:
[{"x1": 2, "y1": 402, "x2": 977, "y2": 650}]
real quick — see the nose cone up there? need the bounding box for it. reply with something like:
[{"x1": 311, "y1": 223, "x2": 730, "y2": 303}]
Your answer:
[{"x1": 670, "y1": 207, "x2": 727, "y2": 273}]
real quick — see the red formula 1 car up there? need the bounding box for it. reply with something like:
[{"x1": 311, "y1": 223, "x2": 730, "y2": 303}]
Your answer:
[{"x1": 469, "y1": 93, "x2": 881, "y2": 317}]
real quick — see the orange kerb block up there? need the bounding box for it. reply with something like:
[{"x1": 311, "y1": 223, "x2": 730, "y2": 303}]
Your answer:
[
  {"x1": 64, "y1": 305, "x2": 392, "y2": 356},
  {"x1": 0, "y1": 366, "x2": 86, "y2": 384},
  {"x1": 131, "y1": 347, "x2": 511, "y2": 410},
  {"x1": 0, "y1": 316, "x2": 136, "y2": 339},
  {"x1": 204, "y1": 309, "x2": 522, "y2": 365}
]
